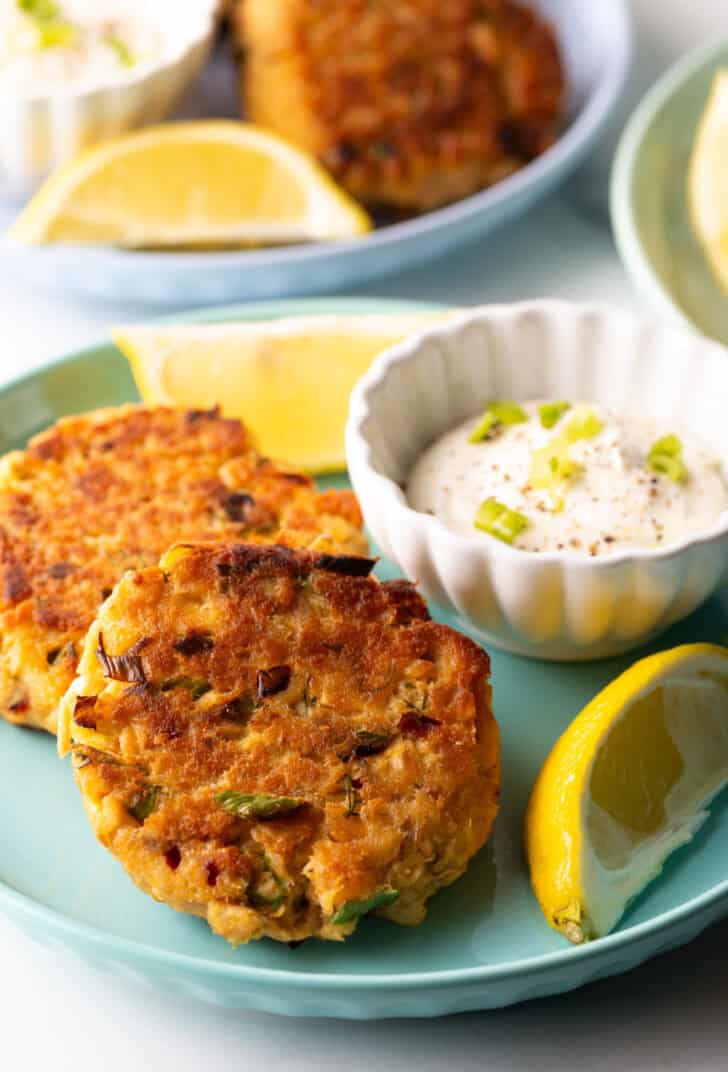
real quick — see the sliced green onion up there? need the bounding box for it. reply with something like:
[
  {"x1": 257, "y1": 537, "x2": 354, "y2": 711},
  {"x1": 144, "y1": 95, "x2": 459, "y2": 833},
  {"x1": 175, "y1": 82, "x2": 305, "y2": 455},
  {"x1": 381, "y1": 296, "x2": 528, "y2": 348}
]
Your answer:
[
  {"x1": 18, "y1": 0, "x2": 60, "y2": 20},
  {"x1": 107, "y1": 32, "x2": 136, "y2": 68},
  {"x1": 562, "y1": 405, "x2": 603, "y2": 444},
  {"x1": 538, "y1": 401, "x2": 571, "y2": 429},
  {"x1": 529, "y1": 405, "x2": 599, "y2": 509},
  {"x1": 530, "y1": 445, "x2": 583, "y2": 488},
  {"x1": 530, "y1": 442, "x2": 582, "y2": 512},
  {"x1": 549, "y1": 453, "x2": 580, "y2": 481},
  {"x1": 468, "y1": 400, "x2": 527, "y2": 443},
  {"x1": 332, "y1": 888, "x2": 400, "y2": 925},
  {"x1": 37, "y1": 20, "x2": 75, "y2": 47},
  {"x1": 161, "y1": 676, "x2": 211, "y2": 700},
  {"x1": 248, "y1": 890, "x2": 286, "y2": 911},
  {"x1": 488, "y1": 400, "x2": 527, "y2": 424},
  {"x1": 647, "y1": 434, "x2": 686, "y2": 483},
  {"x1": 128, "y1": 785, "x2": 160, "y2": 822},
  {"x1": 468, "y1": 411, "x2": 498, "y2": 443},
  {"x1": 649, "y1": 435, "x2": 683, "y2": 458},
  {"x1": 649, "y1": 453, "x2": 687, "y2": 482},
  {"x1": 216, "y1": 791, "x2": 305, "y2": 820},
  {"x1": 474, "y1": 498, "x2": 528, "y2": 544},
  {"x1": 18, "y1": 0, "x2": 76, "y2": 49}
]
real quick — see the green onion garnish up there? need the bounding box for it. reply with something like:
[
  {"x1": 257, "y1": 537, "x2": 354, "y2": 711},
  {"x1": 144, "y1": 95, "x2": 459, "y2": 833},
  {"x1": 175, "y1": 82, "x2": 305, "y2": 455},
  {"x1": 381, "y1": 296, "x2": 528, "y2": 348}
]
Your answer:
[
  {"x1": 161, "y1": 676, "x2": 211, "y2": 700},
  {"x1": 468, "y1": 400, "x2": 527, "y2": 443},
  {"x1": 18, "y1": 0, "x2": 60, "y2": 19},
  {"x1": 474, "y1": 498, "x2": 528, "y2": 544},
  {"x1": 529, "y1": 444, "x2": 582, "y2": 513},
  {"x1": 128, "y1": 785, "x2": 160, "y2": 822},
  {"x1": 531, "y1": 446, "x2": 582, "y2": 487},
  {"x1": 248, "y1": 890, "x2": 286, "y2": 910},
  {"x1": 529, "y1": 405, "x2": 601, "y2": 510},
  {"x1": 538, "y1": 401, "x2": 571, "y2": 429},
  {"x1": 647, "y1": 435, "x2": 687, "y2": 482},
  {"x1": 332, "y1": 888, "x2": 400, "y2": 925},
  {"x1": 216, "y1": 791, "x2": 305, "y2": 820},
  {"x1": 649, "y1": 454, "x2": 686, "y2": 482},
  {"x1": 562, "y1": 406, "x2": 604, "y2": 444},
  {"x1": 17, "y1": 0, "x2": 76, "y2": 49},
  {"x1": 37, "y1": 20, "x2": 75, "y2": 47},
  {"x1": 107, "y1": 32, "x2": 136, "y2": 68},
  {"x1": 650, "y1": 434, "x2": 682, "y2": 457}
]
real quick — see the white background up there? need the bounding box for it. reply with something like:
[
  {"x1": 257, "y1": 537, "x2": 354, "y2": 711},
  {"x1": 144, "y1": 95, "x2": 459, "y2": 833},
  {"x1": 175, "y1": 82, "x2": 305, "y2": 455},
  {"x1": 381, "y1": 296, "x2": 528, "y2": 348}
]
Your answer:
[{"x1": 3, "y1": 2, "x2": 728, "y2": 1066}]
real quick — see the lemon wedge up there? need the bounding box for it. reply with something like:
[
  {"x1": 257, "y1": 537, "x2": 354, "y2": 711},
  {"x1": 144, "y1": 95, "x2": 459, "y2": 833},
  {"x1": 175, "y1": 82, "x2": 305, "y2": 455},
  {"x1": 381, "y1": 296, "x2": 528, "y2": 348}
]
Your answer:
[
  {"x1": 8, "y1": 121, "x2": 371, "y2": 247},
  {"x1": 688, "y1": 70, "x2": 728, "y2": 294},
  {"x1": 526, "y1": 643, "x2": 728, "y2": 943},
  {"x1": 114, "y1": 312, "x2": 449, "y2": 472}
]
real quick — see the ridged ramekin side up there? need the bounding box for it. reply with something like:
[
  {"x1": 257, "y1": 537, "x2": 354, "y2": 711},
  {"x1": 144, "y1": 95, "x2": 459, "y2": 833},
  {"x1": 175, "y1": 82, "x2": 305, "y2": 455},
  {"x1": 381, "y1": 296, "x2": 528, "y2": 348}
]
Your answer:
[{"x1": 347, "y1": 302, "x2": 728, "y2": 660}]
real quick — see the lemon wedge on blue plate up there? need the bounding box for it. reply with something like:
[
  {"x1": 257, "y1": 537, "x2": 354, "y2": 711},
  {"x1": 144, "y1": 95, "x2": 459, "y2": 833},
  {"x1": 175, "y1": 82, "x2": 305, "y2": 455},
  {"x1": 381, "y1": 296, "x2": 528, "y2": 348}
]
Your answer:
[
  {"x1": 527, "y1": 644, "x2": 728, "y2": 943},
  {"x1": 9, "y1": 121, "x2": 371, "y2": 248}
]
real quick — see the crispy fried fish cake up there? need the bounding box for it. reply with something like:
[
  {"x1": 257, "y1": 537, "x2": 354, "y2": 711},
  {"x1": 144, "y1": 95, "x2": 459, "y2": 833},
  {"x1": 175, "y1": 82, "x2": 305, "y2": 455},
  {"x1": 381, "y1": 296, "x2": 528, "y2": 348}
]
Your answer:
[
  {"x1": 0, "y1": 406, "x2": 365, "y2": 734},
  {"x1": 237, "y1": 0, "x2": 563, "y2": 211},
  {"x1": 59, "y1": 543, "x2": 499, "y2": 945}
]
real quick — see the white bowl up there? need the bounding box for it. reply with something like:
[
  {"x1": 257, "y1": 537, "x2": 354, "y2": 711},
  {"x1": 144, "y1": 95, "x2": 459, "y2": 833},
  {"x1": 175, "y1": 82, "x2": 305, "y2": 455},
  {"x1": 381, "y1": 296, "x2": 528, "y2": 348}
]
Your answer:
[
  {"x1": 346, "y1": 301, "x2": 728, "y2": 660},
  {"x1": 0, "y1": 0, "x2": 218, "y2": 198}
]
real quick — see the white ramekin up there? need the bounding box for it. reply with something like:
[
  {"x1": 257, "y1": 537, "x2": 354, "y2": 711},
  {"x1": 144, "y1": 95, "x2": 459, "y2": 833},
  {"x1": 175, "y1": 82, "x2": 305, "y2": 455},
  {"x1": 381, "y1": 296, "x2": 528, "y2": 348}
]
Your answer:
[
  {"x1": 0, "y1": 0, "x2": 218, "y2": 198},
  {"x1": 346, "y1": 301, "x2": 728, "y2": 661}
]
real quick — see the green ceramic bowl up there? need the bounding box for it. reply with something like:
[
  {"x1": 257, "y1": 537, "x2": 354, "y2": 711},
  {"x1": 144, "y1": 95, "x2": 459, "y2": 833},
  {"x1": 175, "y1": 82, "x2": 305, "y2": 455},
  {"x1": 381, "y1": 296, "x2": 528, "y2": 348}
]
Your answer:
[
  {"x1": 611, "y1": 39, "x2": 728, "y2": 345},
  {"x1": 1, "y1": 298, "x2": 728, "y2": 1019}
]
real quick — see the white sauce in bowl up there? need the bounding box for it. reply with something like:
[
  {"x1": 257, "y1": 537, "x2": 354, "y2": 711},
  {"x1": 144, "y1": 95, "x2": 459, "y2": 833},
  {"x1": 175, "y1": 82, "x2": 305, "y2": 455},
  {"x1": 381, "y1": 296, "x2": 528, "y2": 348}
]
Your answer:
[
  {"x1": 407, "y1": 401, "x2": 728, "y2": 556},
  {"x1": 0, "y1": 0, "x2": 169, "y2": 94}
]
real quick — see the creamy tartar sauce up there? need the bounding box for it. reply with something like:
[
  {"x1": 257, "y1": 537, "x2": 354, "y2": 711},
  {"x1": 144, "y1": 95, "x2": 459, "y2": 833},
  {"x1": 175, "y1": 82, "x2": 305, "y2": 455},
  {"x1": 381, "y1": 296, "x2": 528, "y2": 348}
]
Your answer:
[
  {"x1": 0, "y1": 0, "x2": 163, "y2": 93},
  {"x1": 407, "y1": 401, "x2": 728, "y2": 556}
]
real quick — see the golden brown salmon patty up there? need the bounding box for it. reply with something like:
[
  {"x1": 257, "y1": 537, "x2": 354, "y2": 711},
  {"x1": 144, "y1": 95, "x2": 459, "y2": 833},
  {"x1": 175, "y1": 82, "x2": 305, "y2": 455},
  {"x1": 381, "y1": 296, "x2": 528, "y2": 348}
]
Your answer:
[
  {"x1": 0, "y1": 406, "x2": 365, "y2": 734},
  {"x1": 237, "y1": 0, "x2": 563, "y2": 211},
  {"x1": 59, "y1": 543, "x2": 499, "y2": 945}
]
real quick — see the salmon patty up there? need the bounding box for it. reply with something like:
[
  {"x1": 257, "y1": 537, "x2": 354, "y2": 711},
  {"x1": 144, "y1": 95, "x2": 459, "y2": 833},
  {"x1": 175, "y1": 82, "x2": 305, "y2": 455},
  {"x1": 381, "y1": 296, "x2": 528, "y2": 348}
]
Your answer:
[
  {"x1": 237, "y1": 0, "x2": 563, "y2": 211},
  {"x1": 59, "y1": 542, "x2": 499, "y2": 945},
  {"x1": 0, "y1": 406, "x2": 365, "y2": 734}
]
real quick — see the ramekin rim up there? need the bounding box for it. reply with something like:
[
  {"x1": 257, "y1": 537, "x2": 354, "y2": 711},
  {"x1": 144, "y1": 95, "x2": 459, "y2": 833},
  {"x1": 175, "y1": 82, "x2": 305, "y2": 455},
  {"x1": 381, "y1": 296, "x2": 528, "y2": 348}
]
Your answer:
[{"x1": 346, "y1": 299, "x2": 728, "y2": 570}]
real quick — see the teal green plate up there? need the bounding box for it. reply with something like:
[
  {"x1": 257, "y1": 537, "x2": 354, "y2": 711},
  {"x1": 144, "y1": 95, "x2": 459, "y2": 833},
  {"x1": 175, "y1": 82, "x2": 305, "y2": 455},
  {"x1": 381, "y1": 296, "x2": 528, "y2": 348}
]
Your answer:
[
  {"x1": 1, "y1": 297, "x2": 728, "y2": 1019},
  {"x1": 611, "y1": 39, "x2": 728, "y2": 346}
]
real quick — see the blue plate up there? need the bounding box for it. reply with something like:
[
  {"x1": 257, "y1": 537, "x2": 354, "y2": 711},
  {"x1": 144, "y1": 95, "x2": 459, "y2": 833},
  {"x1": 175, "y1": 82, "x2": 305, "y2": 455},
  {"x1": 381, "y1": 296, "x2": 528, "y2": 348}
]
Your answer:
[
  {"x1": 2, "y1": 297, "x2": 727, "y2": 1020},
  {"x1": 3, "y1": 1, "x2": 630, "y2": 307}
]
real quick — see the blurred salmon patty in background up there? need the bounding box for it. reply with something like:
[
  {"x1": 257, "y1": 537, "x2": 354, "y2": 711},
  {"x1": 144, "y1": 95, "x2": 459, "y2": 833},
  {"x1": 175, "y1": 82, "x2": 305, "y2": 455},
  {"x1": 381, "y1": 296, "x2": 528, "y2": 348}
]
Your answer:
[{"x1": 236, "y1": 0, "x2": 563, "y2": 211}]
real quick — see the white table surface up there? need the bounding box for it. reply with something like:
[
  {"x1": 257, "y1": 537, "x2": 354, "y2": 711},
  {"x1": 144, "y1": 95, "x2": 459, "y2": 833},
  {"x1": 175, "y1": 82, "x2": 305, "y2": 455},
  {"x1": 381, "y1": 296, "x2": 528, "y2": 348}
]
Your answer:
[{"x1": 2, "y1": 188, "x2": 728, "y2": 1071}]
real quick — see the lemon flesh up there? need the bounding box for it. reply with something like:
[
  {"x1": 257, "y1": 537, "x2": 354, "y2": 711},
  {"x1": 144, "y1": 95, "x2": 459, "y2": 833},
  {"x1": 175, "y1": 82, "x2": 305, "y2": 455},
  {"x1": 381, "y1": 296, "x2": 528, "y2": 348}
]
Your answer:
[
  {"x1": 688, "y1": 70, "x2": 728, "y2": 294},
  {"x1": 8, "y1": 121, "x2": 371, "y2": 247},
  {"x1": 114, "y1": 313, "x2": 448, "y2": 473},
  {"x1": 526, "y1": 644, "x2": 728, "y2": 943}
]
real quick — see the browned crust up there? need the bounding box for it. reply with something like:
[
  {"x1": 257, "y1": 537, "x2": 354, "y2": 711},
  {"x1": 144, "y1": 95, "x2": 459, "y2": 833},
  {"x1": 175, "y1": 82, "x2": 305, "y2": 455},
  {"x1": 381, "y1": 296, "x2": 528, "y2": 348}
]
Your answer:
[
  {"x1": 238, "y1": 0, "x2": 563, "y2": 210},
  {"x1": 0, "y1": 406, "x2": 366, "y2": 731},
  {"x1": 70, "y1": 543, "x2": 499, "y2": 944}
]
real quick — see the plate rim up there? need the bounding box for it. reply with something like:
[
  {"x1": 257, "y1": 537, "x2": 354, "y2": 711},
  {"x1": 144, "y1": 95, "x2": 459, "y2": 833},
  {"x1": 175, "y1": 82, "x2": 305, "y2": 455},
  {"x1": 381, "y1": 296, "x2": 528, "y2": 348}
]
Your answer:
[
  {"x1": 2, "y1": 293, "x2": 728, "y2": 994},
  {"x1": 610, "y1": 36, "x2": 728, "y2": 332},
  {"x1": 2, "y1": 0, "x2": 631, "y2": 275}
]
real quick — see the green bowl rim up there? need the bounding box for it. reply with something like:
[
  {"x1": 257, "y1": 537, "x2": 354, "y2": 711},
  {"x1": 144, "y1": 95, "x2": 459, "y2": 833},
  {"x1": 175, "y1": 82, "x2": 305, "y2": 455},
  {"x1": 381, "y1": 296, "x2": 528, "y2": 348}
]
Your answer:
[
  {"x1": 610, "y1": 36, "x2": 728, "y2": 334},
  {"x1": 1, "y1": 295, "x2": 727, "y2": 991}
]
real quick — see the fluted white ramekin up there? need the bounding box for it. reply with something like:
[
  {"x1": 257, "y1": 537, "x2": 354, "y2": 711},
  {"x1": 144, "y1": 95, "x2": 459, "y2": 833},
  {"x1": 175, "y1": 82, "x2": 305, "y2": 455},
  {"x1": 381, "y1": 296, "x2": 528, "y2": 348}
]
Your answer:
[
  {"x1": 0, "y1": 0, "x2": 218, "y2": 198},
  {"x1": 346, "y1": 301, "x2": 728, "y2": 660}
]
